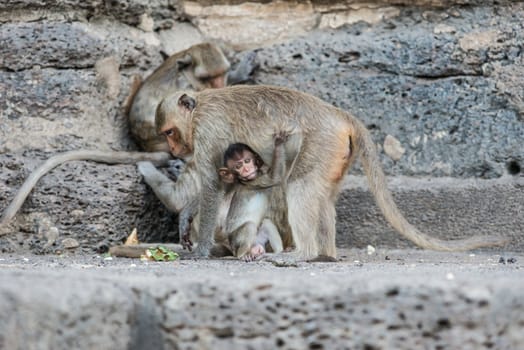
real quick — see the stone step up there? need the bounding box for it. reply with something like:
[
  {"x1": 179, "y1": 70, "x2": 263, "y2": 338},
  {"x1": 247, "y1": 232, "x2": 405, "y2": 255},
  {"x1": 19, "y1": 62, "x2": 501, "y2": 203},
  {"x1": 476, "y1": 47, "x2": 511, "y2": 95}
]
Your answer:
[
  {"x1": 0, "y1": 250, "x2": 522, "y2": 349},
  {"x1": 336, "y1": 175, "x2": 524, "y2": 251}
]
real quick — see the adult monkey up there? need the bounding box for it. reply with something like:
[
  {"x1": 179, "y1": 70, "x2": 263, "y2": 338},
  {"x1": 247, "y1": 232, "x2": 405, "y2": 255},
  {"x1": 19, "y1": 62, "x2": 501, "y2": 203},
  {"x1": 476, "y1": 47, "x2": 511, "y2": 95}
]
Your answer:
[
  {"x1": 0, "y1": 42, "x2": 256, "y2": 228},
  {"x1": 140, "y1": 85, "x2": 508, "y2": 260}
]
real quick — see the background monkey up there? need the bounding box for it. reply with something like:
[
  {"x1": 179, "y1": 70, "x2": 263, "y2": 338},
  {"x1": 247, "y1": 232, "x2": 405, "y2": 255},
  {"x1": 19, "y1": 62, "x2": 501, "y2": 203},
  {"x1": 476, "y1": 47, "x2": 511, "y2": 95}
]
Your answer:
[
  {"x1": 141, "y1": 85, "x2": 508, "y2": 261},
  {"x1": 0, "y1": 42, "x2": 257, "y2": 233},
  {"x1": 217, "y1": 134, "x2": 292, "y2": 261},
  {"x1": 127, "y1": 42, "x2": 255, "y2": 152}
]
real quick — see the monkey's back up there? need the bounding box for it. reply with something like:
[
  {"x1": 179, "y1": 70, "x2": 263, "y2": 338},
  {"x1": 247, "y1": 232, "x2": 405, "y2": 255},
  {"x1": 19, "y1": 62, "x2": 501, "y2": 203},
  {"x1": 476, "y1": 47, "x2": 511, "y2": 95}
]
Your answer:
[{"x1": 194, "y1": 85, "x2": 352, "y2": 172}]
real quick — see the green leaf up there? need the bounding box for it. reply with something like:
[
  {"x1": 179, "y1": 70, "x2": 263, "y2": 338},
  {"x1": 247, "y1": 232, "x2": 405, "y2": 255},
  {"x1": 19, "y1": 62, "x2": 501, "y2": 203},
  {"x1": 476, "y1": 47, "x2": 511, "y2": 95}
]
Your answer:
[{"x1": 145, "y1": 245, "x2": 180, "y2": 261}]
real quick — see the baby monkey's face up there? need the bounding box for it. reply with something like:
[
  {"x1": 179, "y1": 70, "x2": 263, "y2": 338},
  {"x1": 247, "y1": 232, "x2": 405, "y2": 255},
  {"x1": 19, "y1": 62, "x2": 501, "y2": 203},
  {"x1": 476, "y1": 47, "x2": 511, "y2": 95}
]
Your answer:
[{"x1": 228, "y1": 150, "x2": 258, "y2": 181}]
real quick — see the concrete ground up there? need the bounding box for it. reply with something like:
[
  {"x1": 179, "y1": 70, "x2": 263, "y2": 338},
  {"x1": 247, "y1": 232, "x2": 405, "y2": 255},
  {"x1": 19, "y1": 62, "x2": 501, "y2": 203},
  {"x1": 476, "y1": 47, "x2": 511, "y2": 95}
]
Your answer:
[{"x1": 1, "y1": 248, "x2": 523, "y2": 350}]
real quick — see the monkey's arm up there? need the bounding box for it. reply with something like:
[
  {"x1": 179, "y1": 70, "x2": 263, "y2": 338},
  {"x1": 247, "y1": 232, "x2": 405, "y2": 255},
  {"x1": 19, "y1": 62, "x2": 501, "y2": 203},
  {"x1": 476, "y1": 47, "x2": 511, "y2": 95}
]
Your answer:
[
  {"x1": 270, "y1": 134, "x2": 288, "y2": 184},
  {"x1": 240, "y1": 135, "x2": 288, "y2": 189},
  {"x1": 137, "y1": 161, "x2": 198, "y2": 213},
  {"x1": 0, "y1": 150, "x2": 171, "y2": 230},
  {"x1": 192, "y1": 161, "x2": 224, "y2": 257},
  {"x1": 195, "y1": 185, "x2": 221, "y2": 256}
]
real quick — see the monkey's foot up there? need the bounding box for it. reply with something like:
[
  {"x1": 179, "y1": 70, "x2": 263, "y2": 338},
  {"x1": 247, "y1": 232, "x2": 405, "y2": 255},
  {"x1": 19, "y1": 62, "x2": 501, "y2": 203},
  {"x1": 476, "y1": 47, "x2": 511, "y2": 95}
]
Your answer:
[
  {"x1": 183, "y1": 243, "x2": 212, "y2": 260},
  {"x1": 180, "y1": 234, "x2": 193, "y2": 252},
  {"x1": 242, "y1": 244, "x2": 265, "y2": 262},
  {"x1": 307, "y1": 255, "x2": 339, "y2": 263}
]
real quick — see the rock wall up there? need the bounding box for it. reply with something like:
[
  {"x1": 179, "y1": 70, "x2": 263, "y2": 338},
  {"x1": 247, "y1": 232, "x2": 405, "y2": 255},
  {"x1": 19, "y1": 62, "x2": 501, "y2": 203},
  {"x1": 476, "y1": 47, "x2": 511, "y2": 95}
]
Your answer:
[{"x1": 0, "y1": 1, "x2": 522, "y2": 253}]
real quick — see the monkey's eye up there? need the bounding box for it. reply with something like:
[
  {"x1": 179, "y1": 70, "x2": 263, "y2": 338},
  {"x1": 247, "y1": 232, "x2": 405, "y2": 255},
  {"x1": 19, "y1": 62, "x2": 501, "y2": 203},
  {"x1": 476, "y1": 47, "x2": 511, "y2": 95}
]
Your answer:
[
  {"x1": 164, "y1": 129, "x2": 182, "y2": 142},
  {"x1": 244, "y1": 158, "x2": 252, "y2": 164}
]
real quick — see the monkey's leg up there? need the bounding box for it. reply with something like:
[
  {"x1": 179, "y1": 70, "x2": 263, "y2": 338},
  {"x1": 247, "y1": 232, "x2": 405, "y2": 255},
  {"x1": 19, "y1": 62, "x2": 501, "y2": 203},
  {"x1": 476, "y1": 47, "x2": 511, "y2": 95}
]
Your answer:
[
  {"x1": 178, "y1": 198, "x2": 199, "y2": 250},
  {"x1": 239, "y1": 220, "x2": 276, "y2": 262},
  {"x1": 229, "y1": 222, "x2": 258, "y2": 259},
  {"x1": 312, "y1": 134, "x2": 352, "y2": 258},
  {"x1": 317, "y1": 202, "x2": 337, "y2": 258},
  {"x1": 243, "y1": 219, "x2": 283, "y2": 262},
  {"x1": 259, "y1": 219, "x2": 283, "y2": 253},
  {"x1": 285, "y1": 177, "x2": 321, "y2": 260}
]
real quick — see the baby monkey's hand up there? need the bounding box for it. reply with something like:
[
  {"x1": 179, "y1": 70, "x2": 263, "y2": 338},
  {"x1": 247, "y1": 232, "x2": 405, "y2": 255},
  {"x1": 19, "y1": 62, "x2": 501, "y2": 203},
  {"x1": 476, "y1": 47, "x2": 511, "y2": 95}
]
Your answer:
[{"x1": 274, "y1": 130, "x2": 290, "y2": 146}]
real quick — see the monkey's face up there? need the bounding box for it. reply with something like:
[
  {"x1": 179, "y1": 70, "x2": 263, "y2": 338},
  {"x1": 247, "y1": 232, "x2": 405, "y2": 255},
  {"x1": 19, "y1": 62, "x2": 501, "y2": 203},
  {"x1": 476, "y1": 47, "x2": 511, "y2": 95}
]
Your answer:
[
  {"x1": 192, "y1": 42, "x2": 230, "y2": 90},
  {"x1": 156, "y1": 92, "x2": 197, "y2": 160},
  {"x1": 161, "y1": 126, "x2": 192, "y2": 159},
  {"x1": 227, "y1": 150, "x2": 258, "y2": 181}
]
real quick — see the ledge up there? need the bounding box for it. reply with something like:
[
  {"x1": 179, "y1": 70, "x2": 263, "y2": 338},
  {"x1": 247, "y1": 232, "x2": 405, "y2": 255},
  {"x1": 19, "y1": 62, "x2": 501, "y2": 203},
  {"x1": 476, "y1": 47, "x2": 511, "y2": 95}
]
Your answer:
[
  {"x1": 336, "y1": 175, "x2": 524, "y2": 251},
  {"x1": 0, "y1": 249, "x2": 522, "y2": 349}
]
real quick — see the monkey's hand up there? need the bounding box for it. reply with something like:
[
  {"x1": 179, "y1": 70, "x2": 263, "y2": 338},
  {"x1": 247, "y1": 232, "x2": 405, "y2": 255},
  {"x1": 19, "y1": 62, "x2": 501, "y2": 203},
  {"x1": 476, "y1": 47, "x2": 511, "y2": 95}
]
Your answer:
[
  {"x1": 167, "y1": 159, "x2": 186, "y2": 180},
  {"x1": 274, "y1": 130, "x2": 290, "y2": 146},
  {"x1": 181, "y1": 232, "x2": 193, "y2": 251}
]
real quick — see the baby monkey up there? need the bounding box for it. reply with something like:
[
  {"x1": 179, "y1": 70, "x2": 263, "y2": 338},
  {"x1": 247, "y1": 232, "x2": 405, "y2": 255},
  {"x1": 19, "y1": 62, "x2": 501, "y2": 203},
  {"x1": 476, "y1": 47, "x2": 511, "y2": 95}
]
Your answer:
[{"x1": 217, "y1": 132, "x2": 292, "y2": 261}]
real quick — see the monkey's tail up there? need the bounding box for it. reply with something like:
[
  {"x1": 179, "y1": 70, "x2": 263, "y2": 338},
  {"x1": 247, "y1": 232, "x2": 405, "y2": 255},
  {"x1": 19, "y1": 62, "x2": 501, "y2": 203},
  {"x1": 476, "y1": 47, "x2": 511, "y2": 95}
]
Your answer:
[
  {"x1": 0, "y1": 150, "x2": 171, "y2": 230},
  {"x1": 351, "y1": 119, "x2": 509, "y2": 251},
  {"x1": 123, "y1": 75, "x2": 143, "y2": 117}
]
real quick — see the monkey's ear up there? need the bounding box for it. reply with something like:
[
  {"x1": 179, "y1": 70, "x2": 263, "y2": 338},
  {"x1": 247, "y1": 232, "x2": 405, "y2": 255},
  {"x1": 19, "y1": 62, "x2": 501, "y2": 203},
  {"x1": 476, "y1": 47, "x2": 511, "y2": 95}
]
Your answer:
[
  {"x1": 176, "y1": 54, "x2": 193, "y2": 70},
  {"x1": 218, "y1": 167, "x2": 235, "y2": 184},
  {"x1": 178, "y1": 94, "x2": 196, "y2": 111}
]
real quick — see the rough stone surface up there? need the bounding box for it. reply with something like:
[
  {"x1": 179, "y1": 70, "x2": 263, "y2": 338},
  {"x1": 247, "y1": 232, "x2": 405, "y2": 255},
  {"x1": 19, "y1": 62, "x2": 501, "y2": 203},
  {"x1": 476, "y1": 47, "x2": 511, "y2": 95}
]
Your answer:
[
  {"x1": 0, "y1": 155, "x2": 178, "y2": 254},
  {"x1": 335, "y1": 175, "x2": 523, "y2": 251},
  {"x1": 0, "y1": 1, "x2": 523, "y2": 253},
  {"x1": 1, "y1": 2, "x2": 522, "y2": 348},
  {"x1": 383, "y1": 134, "x2": 405, "y2": 161},
  {"x1": 252, "y1": 4, "x2": 524, "y2": 179},
  {"x1": 1, "y1": 249, "x2": 523, "y2": 349}
]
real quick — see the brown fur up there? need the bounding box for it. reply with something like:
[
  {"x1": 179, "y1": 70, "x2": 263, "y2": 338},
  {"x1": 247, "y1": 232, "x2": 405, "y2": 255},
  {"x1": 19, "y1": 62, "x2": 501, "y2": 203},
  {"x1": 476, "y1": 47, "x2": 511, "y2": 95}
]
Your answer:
[
  {"x1": 219, "y1": 136, "x2": 292, "y2": 259},
  {"x1": 129, "y1": 42, "x2": 231, "y2": 152},
  {"x1": 154, "y1": 85, "x2": 508, "y2": 260}
]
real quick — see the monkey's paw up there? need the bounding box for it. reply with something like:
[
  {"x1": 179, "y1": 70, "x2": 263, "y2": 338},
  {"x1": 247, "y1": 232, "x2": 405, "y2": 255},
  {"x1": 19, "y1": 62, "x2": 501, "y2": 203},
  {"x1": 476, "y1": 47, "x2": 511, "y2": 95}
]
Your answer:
[
  {"x1": 167, "y1": 159, "x2": 186, "y2": 179},
  {"x1": 180, "y1": 233, "x2": 193, "y2": 252},
  {"x1": 273, "y1": 130, "x2": 290, "y2": 145},
  {"x1": 178, "y1": 243, "x2": 212, "y2": 260}
]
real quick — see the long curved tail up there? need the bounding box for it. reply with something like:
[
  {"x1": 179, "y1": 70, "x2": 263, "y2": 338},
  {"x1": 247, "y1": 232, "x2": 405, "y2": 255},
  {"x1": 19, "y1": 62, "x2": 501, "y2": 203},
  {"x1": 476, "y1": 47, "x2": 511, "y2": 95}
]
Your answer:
[
  {"x1": 350, "y1": 118, "x2": 508, "y2": 251},
  {"x1": 0, "y1": 150, "x2": 171, "y2": 229}
]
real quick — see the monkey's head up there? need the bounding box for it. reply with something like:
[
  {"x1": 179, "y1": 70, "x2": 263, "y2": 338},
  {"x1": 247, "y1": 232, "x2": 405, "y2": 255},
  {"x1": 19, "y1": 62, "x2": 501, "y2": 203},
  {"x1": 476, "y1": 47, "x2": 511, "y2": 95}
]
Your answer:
[
  {"x1": 218, "y1": 143, "x2": 264, "y2": 184},
  {"x1": 177, "y1": 42, "x2": 230, "y2": 90},
  {"x1": 156, "y1": 91, "x2": 196, "y2": 160}
]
